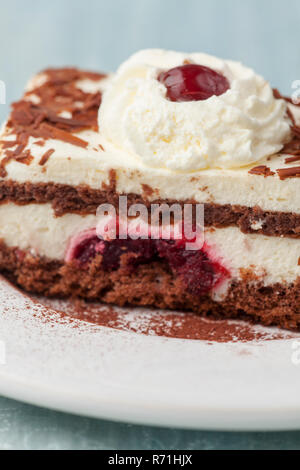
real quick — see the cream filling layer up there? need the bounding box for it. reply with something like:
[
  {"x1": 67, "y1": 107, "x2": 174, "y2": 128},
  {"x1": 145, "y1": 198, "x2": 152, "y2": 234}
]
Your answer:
[
  {"x1": 0, "y1": 203, "x2": 299, "y2": 288},
  {"x1": 0, "y1": 128, "x2": 300, "y2": 214}
]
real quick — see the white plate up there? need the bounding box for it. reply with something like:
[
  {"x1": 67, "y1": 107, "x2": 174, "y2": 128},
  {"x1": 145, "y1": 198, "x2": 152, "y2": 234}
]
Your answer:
[{"x1": 0, "y1": 276, "x2": 300, "y2": 431}]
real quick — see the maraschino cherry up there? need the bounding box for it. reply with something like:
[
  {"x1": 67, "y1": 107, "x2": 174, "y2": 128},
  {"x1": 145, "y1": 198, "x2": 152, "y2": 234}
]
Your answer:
[{"x1": 158, "y1": 64, "x2": 230, "y2": 102}]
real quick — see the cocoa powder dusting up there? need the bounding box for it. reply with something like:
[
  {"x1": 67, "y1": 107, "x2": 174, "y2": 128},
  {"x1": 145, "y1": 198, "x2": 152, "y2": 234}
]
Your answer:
[{"x1": 39, "y1": 297, "x2": 289, "y2": 343}]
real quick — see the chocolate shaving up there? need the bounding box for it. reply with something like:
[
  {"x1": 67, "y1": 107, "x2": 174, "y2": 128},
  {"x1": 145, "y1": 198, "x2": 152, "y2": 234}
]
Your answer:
[
  {"x1": 282, "y1": 142, "x2": 300, "y2": 156},
  {"x1": 39, "y1": 149, "x2": 55, "y2": 166},
  {"x1": 0, "y1": 141, "x2": 34, "y2": 177},
  {"x1": 0, "y1": 140, "x2": 18, "y2": 149},
  {"x1": 273, "y1": 88, "x2": 294, "y2": 105},
  {"x1": 273, "y1": 89, "x2": 300, "y2": 161},
  {"x1": 15, "y1": 150, "x2": 34, "y2": 165},
  {"x1": 38, "y1": 123, "x2": 88, "y2": 148},
  {"x1": 285, "y1": 155, "x2": 300, "y2": 164},
  {"x1": 249, "y1": 165, "x2": 275, "y2": 177},
  {"x1": 291, "y1": 126, "x2": 300, "y2": 138},
  {"x1": 281, "y1": 125, "x2": 300, "y2": 157},
  {"x1": 34, "y1": 140, "x2": 45, "y2": 147},
  {"x1": 0, "y1": 67, "x2": 105, "y2": 176},
  {"x1": 277, "y1": 166, "x2": 300, "y2": 180},
  {"x1": 0, "y1": 157, "x2": 13, "y2": 177},
  {"x1": 287, "y1": 107, "x2": 296, "y2": 126}
]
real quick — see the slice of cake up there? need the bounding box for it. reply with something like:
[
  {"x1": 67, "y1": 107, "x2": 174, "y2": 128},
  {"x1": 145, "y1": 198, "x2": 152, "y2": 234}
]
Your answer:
[{"x1": 0, "y1": 49, "x2": 300, "y2": 330}]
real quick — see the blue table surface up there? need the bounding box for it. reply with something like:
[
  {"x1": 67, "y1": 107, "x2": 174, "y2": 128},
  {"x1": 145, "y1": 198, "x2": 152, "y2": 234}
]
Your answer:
[
  {"x1": 1, "y1": 0, "x2": 300, "y2": 450},
  {"x1": 0, "y1": 396, "x2": 299, "y2": 450}
]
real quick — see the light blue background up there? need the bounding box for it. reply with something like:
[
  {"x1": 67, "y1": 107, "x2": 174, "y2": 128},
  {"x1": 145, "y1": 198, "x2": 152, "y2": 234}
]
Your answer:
[
  {"x1": 0, "y1": 0, "x2": 300, "y2": 123},
  {"x1": 0, "y1": 0, "x2": 300, "y2": 450}
]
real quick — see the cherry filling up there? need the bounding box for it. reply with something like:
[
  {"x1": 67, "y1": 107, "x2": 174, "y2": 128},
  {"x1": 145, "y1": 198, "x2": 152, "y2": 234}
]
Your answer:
[
  {"x1": 69, "y1": 233, "x2": 229, "y2": 297},
  {"x1": 71, "y1": 234, "x2": 104, "y2": 266},
  {"x1": 155, "y1": 240, "x2": 227, "y2": 296},
  {"x1": 158, "y1": 64, "x2": 230, "y2": 102},
  {"x1": 100, "y1": 239, "x2": 155, "y2": 271}
]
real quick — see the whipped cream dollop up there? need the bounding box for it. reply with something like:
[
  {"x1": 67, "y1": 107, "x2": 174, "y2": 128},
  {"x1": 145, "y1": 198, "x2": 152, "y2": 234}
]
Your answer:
[{"x1": 99, "y1": 49, "x2": 291, "y2": 171}]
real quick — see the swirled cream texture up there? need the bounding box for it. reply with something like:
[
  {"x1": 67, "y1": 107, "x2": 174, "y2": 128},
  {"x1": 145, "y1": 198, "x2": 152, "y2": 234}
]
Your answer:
[{"x1": 99, "y1": 49, "x2": 291, "y2": 171}]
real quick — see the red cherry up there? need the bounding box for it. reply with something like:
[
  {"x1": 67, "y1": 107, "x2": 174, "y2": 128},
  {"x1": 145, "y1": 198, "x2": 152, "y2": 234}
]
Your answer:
[
  {"x1": 158, "y1": 64, "x2": 230, "y2": 102},
  {"x1": 70, "y1": 228, "x2": 229, "y2": 296}
]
